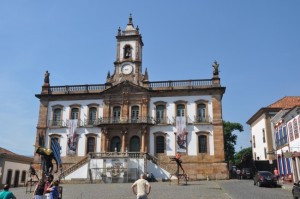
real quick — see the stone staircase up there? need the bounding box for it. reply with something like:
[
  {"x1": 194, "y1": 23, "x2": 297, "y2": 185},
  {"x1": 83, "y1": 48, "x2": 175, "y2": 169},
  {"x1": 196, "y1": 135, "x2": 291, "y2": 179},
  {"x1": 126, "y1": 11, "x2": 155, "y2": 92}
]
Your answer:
[
  {"x1": 146, "y1": 154, "x2": 178, "y2": 175},
  {"x1": 147, "y1": 154, "x2": 228, "y2": 181},
  {"x1": 60, "y1": 155, "x2": 90, "y2": 181}
]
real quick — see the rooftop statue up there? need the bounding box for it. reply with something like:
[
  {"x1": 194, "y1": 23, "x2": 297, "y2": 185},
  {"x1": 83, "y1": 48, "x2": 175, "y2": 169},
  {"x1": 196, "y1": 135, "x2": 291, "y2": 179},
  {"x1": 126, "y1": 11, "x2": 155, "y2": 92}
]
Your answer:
[
  {"x1": 212, "y1": 60, "x2": 219, "y2": 76},
  {"x1": 44, "y1": 71, "x2": 50, "y2": 84}
]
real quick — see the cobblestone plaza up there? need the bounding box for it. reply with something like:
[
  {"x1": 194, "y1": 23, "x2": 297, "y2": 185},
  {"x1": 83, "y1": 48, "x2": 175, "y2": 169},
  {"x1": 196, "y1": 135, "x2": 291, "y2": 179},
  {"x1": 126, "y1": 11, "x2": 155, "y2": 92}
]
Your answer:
[{"x1": 12, "y1": 181, "x2": 232, "y2": 199}]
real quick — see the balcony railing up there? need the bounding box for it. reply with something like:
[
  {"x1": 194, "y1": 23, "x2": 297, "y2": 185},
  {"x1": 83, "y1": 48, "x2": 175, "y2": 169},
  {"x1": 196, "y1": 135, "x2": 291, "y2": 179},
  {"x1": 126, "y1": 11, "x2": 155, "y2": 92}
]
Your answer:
[
  {"x1": 65, "y1": 119, "x2": 85, "y2": 127},
  {"x1": 144, "y1": 79, "x2": 213, "y2": 88},
  {"x1": 48, "y1": 120, "x2": 67, "y2": 127},
  {"x1": 49, "y1": 119, "x2": 94, "y2": 127},
  {"x1": 49, "y1": 84, "x2": 109, "y2": 94},
  {"x1": 193, "y1": 116, "x2": 212, "y2": 124},
  {"x1": 154, "y1": 117, "x2": 172, "y2": 125},
  {"x1": 46, "y1": 79, "x2": 215, "y2": 95},
  {"x1": 100, "y1": 117, "x2": 154, "y2": 125},
  {"x1": 48, "y1": 116, "x2": 213, "y2": 128},
  {"x1": 276, "y1": 136, "x2": 288, "y2": 148},
  {"x1": 84, "y1": 118, "x2": 102, "y2": 126},
  {"x1": 89, "y1": 152, "x2": 146, "y2": 159}
]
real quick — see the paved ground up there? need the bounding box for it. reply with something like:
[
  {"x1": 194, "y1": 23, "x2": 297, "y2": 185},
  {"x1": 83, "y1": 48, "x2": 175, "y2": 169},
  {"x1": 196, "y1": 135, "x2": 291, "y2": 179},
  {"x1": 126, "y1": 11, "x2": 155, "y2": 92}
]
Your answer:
[
  {"x1": 11, "y1": 181, "x2": 233, "y2": 199},
  {"x1": 9, "y1": 180, "x2": 294, "y2": 199},
  {"x1": 278, "y1": 181, "x2": 293, "y2": 191}
]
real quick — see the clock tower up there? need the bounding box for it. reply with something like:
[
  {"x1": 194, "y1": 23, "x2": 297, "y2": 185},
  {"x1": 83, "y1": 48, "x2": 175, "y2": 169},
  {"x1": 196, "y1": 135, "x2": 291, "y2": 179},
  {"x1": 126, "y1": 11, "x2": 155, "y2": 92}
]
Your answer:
[{"x1": 107, "y1": 14, "x2": 145, "y2": 85}]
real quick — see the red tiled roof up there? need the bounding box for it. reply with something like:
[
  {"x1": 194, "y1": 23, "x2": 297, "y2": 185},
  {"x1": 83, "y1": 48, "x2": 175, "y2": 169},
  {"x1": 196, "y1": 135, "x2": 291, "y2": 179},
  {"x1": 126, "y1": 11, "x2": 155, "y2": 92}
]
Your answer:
[
  {"x1": 0, "y1": 147, "x2": 33, "y2": 163},
  {"x1": 0, "y1": 147, "x2": 16, "y2": 155},
  {"x1": 267, "y1": 96, "x2": 300, "y2": 109}
]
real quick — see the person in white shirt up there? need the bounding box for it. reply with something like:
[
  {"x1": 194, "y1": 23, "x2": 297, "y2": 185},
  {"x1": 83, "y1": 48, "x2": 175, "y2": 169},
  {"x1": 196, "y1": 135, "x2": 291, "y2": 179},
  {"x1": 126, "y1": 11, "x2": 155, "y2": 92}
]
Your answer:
[{"x1": 131, "y1": 174, "x2": 151, "y2": 199}]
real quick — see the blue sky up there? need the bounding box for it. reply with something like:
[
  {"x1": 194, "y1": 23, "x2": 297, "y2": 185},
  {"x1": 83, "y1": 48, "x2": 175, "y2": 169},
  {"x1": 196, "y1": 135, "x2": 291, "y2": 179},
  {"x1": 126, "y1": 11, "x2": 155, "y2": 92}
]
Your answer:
[{"x1": 0, "y1": 0, "x2": 299, "y2": 156}]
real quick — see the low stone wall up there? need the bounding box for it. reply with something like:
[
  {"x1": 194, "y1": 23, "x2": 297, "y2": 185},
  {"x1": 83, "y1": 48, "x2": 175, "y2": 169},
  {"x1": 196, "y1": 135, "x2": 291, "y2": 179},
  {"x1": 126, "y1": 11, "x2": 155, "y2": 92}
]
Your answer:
[{"x1": 158, "y1": 155, "x2": 229, "y2": 181}]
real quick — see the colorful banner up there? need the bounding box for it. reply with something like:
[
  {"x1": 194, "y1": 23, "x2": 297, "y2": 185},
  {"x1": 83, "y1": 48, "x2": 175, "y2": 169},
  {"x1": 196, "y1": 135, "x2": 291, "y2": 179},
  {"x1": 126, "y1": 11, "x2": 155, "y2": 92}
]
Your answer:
[
  {"x1": 68, "y1": 119, "x2": 78, "y2": 155},
  {"x1": 176, "y1": 116, "x2": 187, "y2": 153}
]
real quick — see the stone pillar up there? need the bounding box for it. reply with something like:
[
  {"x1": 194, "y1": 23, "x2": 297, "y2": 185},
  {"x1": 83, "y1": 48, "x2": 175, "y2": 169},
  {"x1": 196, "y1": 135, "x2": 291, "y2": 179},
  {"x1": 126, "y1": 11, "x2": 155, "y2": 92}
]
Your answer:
[
  {"x1": 212, "y1": 95, "x2": 225, "y2": 161},
  {"x1": 106, "y1": 138, "x2": 110, "y2": 152},
  {"x1": 122, "y1": 94, "x2": 129, "y2": 122},
  {"x1": 103, "y1": 100, "x2": 110, "y2": 121},
  {"x1": 121, "y1": 129, "x2": 127, "y2": 153},
  {"x1": 141, "y1": 98, "x2": 149, "y2": 120},
  {"x1": 34, "y1": 100, "x2": 49, "y2": 161},
  {"x1": 141, "y1": 127, "x2": 146, "y2": 153},
  {"x1": 101, "y1": 128, "x2": 107, "y2": 152},
  {"x1": 141, "y1": 133, "x2": 145, "y2": 153}
]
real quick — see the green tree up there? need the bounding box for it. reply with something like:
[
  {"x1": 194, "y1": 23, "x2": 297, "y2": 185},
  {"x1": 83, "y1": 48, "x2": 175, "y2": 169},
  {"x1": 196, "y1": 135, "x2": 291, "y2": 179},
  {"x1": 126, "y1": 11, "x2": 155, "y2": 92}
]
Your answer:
[
  {"x1": 234, "y1": 147, "x2": 252, "y2": 166},
  {"x1": 223, "y1": 121, "x2": 244, "y2": 164}
]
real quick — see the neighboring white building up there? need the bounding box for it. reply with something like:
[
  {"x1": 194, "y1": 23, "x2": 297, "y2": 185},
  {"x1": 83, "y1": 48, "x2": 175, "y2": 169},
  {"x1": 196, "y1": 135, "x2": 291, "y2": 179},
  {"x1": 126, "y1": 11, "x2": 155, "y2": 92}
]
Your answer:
[
  {"x1": 281, "y1": 106, "x2": 300, "y2": 182},
  {"x1": 247, "y1": 107, "x2": 280, "y2": 161},
  {"x1": 33, "y1": 15, "x2": 227, "y2": 182},
  {"x1": 247, "y1": 97, "x2": 300, "y2": 174},
  {"x1": 0, "y1": 147, "x2": 33, "y2": 188}
]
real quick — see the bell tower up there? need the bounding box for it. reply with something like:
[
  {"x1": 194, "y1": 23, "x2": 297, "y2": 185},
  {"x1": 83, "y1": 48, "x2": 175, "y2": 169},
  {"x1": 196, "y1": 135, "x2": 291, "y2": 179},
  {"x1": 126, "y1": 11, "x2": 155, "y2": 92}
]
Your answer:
[{"x1": 107, "y1": 14, "x2": 144, "y2": 85}]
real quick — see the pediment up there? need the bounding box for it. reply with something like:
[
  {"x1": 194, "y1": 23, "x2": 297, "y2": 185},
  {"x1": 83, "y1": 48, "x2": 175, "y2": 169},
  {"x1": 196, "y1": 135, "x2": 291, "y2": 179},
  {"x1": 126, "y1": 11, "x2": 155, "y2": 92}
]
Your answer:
[{"x1": 101, "y1": 81, "x2": 149, "y2": 95}]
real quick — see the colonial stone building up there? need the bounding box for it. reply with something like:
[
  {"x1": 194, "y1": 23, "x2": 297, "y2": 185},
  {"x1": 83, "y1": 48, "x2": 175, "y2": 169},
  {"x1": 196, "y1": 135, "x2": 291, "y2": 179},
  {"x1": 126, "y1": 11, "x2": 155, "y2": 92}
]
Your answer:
[{"x1": 33, "y1": 16, "x2": 227, "y2": 181}]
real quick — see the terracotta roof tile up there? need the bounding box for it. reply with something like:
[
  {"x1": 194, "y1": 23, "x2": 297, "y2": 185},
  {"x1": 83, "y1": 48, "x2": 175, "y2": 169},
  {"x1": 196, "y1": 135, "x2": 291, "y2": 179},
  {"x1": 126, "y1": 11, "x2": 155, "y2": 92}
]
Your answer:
[
  {"x1": 0, "y1": 147, "x2": 16, "y2": 155},
  {"x1": 267, "y1": 96, "x2": 300, "y2": 109},
  {"x1": 0, "y1": 147, "x2": 33, "y2": 162}
]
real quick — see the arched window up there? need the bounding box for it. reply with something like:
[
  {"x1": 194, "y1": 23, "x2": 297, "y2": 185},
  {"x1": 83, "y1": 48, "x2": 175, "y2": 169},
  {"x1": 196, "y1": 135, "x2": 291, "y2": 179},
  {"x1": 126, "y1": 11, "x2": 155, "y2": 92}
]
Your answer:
[
  {"x1": 298, "y1": 117, "x2": 300, "y2": 133},
  {"x1": 198, "y1": 135, "x2": 207, "y2": 153},
  {"x1": 53, "y1": 108, "x2": 62, "y2": 126},
  {"x1": 49, "y1": 135, "x2": 61, "y2": 151},
  {"x1": 88, "y1": 107, "x2": 97, "y2": 125},
  {"x1": 156, "y1": 136, "x2": 165, "y2": 154},
  {"x1": 113, "y1": 106, "x2": 121, "y2": 123},
  {"x1": 124, "y1": 45, "x2": 132, "y2": 59},
  {"x1": 71, "y1": 108, "x2": 79, "y2": 119},
  {"x1": 131, "y1": 106, "x2": 139, "y2": 123},
  {"x1": 21, "y1": 170, "x2": 26, "y2": 183},
  {"x1": 196, "y1": 132, "x2": 209, "y2": 154},
  {"x1": 156, "y1": 105, "x2": 165, "y2": 124},
  {"x1": 197, "y1": 104, "x2": 206, "y2": 122},
  {"x1": 87, "y1": 137, "x2": 95, "y2": 154},
  {"x1": 288, "y1": 122, "x2": 294, "y2": 141},
  {"x1": 6, "y1": 170, "x2": 12, "y2": 185},
  {"x1": 195, "y1": 100, "x2": 209, "y2": 123},
  {"x1": 177, "y1": 104, "x2": 185, "y2": 117},
  {"x1": 13, "y1": 170, "x2": 20, "y2": 187},
  {"x1": 293, "y1": 119, "x2": 299, "y2": 139},
  {"x1": 130, "y1": 136, "x2": 140, "y2": 152},
  {"x1": 110, "y1": 136, "x2": 121, "y2": 152}
]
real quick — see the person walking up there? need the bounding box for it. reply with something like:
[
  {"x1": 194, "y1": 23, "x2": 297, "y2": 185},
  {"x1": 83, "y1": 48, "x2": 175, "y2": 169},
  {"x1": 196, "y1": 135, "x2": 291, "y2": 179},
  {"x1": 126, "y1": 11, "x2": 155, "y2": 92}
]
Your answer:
[
  {"x1": 236, "y1": 168, "x2": 241, "y2": 180},
  {"x1": 274, "y1": 167, "x2": 279, "y2": 181},
  {"x1": 46, "y1": 180, "x2": 59, "y2": 199},
  {"x1": 131, "y1": 174, "x2": 151, "y2": 199},
  {"x1": 33, "y1": 179, "x2": 45, "y2": 199},
  {"x1": 44, "y1": 175, "x2": 53, "y2": 199},
  {"x1": 0, "y1": 184, "x2": 16, "y2": 199}
]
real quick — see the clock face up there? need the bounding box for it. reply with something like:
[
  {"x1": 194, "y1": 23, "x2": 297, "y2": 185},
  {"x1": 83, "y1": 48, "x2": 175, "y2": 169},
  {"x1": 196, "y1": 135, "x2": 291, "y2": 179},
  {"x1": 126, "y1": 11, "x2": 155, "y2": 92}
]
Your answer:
[{"x1": 122, "y1": 64, "x2": 133, "y2": 75}]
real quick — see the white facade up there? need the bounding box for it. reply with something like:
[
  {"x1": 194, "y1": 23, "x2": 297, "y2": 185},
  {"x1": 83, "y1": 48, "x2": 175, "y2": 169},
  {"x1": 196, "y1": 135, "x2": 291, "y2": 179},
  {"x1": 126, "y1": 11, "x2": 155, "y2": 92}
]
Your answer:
[
  {"x1": 47, "y1": 99, "x2": 103, "y2": 156},
  {"x1": 250, "y1": 114, "x2": 269, "y2": 161},
  {"x1": 46, "y1": 96, "x2": 215, "y2": 158}
]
